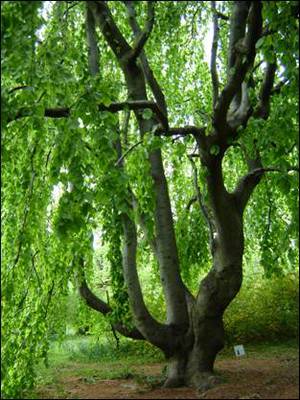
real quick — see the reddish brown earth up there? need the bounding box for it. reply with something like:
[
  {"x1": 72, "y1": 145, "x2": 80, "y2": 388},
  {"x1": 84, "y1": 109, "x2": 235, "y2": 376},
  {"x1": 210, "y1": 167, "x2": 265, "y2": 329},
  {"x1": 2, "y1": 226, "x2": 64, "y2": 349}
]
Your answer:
[{"x1": 35, "y1": 355, "x2": 299, "y2": 399}]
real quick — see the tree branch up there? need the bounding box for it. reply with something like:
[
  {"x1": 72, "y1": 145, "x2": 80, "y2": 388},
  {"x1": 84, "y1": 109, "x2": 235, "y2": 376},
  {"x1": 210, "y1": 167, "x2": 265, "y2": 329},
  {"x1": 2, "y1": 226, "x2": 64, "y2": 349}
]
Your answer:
[
  {"x1": 214, "y1": 1, "x2": 262, "y2": 132},
  {"x1": 124, "y1": 1, "x2": 168, "y2": 125},
  {"x1": 253, "y1": 61, "x2": 276, "y2": 119},
  {"x1": 211, "y1": 1, "x2": 220, "y2": 107},
  {"x1": 8, "y1": 85, "x2": 34, "y2": 94},
  {"x1": 155, "y1": 125, "x2": 206, "y2": 137},
  {"x1": 99, "y1": 100, "x2": 168, "y2": 129},
  {"x1": 234, "y1": 166, "x2": 298, "y2": 212},
  {"x1": 131, "y1": 193, "x2": 158, "y2": 258},
  {"x1": 227, "y1": 1, "x2": 250, "y2": 72},
  {"x1": 127, "y1": 1, "x2": 155, "y2": 61},
  {"x1": 122, "y1": 110, "x2": 131, "y2": 147},
  {"x1": 121, "y1": 212, "x2": 173, "y2": 352},
  {"x1": 271, "y1": 77, "x2": 290, "y2": 95},
  {"x1": 189, "y1": 157, "x2": 216, "y2": 251},
  {"x1": 114, "y1": 139, "x2": 143, "y2": 166},
  {"x1": 87, "y1": 1, "x2": 131, "y2": 59},
  {"x1": 7, "y1": 101, "x2": 167, "y2": 126},
  {"x1": 215, "y1": 10, "x2": 229, "y2": 21},
  {"x1": 86, "y1": 4, "x2": 100, "y2": 76},
  {"x1": 79, "y1": 279, "x2": 145, "y2": 340}
]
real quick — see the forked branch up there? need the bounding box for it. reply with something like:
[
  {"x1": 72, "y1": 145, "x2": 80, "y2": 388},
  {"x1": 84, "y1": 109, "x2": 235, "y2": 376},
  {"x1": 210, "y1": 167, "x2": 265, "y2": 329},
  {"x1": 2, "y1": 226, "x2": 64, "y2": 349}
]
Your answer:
[
  {"x1": 79, "y1": 279, "x2": 145, "y2": 340},
  {"x1": 128, "y1": 1, "x2": 155, "y2": 61},
  {"x1": 124, "y1": 1, "x2": 168, "y2": 123},
  {"x1": 214, "y1": 2, "x2": 262, "y2": 132}
]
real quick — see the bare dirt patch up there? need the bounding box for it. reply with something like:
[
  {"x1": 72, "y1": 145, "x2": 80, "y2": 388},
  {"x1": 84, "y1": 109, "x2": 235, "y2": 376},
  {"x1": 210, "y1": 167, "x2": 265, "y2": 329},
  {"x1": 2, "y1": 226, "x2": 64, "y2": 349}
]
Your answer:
[{"x1": 35, "y1": 355, "x2": 299, "y2": 399}]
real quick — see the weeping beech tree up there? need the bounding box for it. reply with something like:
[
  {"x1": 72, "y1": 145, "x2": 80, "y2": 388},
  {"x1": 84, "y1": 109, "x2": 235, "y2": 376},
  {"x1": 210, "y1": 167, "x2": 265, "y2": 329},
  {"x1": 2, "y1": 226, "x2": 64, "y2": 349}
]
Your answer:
[{"x1": 2, "y1": 0, "x2": 299, "y2": 396}]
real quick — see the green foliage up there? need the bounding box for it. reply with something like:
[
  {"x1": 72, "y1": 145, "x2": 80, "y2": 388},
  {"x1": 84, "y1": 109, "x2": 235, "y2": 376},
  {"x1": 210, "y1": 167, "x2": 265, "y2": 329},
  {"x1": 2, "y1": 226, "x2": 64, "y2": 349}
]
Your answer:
[
  {"x1": 224, "y1": 273, "x2": 299, "y2": 343},
  {"x1": 1, "y1": 1, "x2": 298, "y2": 398},
  {"x1": 59, "y1": 335, "x2": 163, "y2": 364}
]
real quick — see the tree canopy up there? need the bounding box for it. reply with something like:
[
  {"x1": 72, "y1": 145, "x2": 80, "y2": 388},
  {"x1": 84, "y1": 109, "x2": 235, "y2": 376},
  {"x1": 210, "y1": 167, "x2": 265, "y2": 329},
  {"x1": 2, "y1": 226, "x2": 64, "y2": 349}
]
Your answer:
[{"x1": 1, "y1": 1, "x2": 299, "y2": 397}]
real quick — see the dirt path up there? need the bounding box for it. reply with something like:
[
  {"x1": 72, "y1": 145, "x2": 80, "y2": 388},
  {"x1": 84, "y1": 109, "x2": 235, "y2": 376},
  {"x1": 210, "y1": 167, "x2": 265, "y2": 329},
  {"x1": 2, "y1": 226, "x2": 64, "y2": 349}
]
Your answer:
[{"x1": 35, "y1": 354, "x2": 299, "y2": 399}]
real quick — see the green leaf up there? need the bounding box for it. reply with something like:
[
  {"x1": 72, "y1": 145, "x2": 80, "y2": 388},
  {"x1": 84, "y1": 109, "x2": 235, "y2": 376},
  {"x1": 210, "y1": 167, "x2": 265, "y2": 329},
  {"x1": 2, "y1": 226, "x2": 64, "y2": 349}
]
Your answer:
[
  {"x1": 142, "y1": 108, "x2": 153, "y2": 120},
  {"x1": 209, "y1": 144, "x2": 220, "y2": 156},
  {"x1": 255, "y1": 37, "x2": 265, "y2": 49}
]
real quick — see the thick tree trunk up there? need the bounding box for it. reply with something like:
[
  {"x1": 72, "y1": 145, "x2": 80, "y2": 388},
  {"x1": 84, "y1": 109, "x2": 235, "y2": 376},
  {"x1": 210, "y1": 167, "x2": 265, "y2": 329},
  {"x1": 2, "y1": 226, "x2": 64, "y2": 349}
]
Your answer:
[
  {"x1": 164, "y1": 200, "x2": 244, "y2": 390},
  {"x1": 164, "y1": 267, "x2": 242, "y2": 390}
]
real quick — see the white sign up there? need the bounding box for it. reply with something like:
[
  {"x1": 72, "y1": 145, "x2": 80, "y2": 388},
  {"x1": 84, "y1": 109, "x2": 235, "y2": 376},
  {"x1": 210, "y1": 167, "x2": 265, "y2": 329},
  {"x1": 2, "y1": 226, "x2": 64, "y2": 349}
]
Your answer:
[{"x1": 234, "y1": 345, "x2": 246, "y2": 357}]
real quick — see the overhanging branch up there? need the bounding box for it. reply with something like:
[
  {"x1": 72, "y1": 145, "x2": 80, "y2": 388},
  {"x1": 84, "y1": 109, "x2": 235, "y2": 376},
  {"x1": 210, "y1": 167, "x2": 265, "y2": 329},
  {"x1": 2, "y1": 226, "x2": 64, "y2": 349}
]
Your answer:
[
  {"x1": 155, "y1": 125, "x2": 206, "y2": 137},
  {"x1": 7, "y1": 100, "x2": 168, "y2": 127},
  {"x1": 98, "y1": 100, "x2": 168, "y2": 129},
  {"x1": 234, "y1": 165, "x2": 299, "y2": 212}
]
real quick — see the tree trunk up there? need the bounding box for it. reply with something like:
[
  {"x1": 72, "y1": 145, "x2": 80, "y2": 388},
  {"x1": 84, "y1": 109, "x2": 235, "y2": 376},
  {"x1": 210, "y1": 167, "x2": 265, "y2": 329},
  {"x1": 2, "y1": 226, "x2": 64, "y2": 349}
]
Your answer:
[{"x1": 164, "y1": 200, "x2": 244, "y2": 390}]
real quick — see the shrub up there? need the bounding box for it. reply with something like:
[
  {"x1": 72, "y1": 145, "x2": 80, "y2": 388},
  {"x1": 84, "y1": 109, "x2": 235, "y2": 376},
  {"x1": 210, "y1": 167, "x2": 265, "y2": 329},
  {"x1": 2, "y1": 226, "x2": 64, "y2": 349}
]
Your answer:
[{"x1": 224, "y1": 272, "x2": 299, "y2": 344}]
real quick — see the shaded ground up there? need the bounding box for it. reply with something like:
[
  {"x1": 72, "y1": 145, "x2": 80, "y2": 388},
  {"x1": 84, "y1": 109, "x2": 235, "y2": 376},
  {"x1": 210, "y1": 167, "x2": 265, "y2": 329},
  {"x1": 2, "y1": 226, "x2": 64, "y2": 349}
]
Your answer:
[{"x1": 33, "y1": 353, "x2": 299, "y2": 399}]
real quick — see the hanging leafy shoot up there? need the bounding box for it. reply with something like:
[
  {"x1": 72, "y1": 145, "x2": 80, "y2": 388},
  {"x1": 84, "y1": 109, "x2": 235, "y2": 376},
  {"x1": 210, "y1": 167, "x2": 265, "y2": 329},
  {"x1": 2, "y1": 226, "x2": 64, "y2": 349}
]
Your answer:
[{"x1": 1, "y1": 1, "x2": 298, "y2": 397}]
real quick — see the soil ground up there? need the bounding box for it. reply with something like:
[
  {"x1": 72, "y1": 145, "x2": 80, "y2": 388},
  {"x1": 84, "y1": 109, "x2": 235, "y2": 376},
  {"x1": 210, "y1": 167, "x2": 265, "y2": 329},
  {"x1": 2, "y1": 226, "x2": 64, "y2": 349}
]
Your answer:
[{"x1": 34, "y1": 352, "x2": 299, "y2": 399}]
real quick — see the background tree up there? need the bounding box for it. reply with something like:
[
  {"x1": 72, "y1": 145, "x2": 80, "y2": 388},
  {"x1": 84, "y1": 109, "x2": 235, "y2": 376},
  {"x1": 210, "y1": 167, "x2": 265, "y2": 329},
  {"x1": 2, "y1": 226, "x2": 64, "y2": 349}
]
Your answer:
[{"x1": 1, "y1": 1, "x2": 298, "y2": 397}]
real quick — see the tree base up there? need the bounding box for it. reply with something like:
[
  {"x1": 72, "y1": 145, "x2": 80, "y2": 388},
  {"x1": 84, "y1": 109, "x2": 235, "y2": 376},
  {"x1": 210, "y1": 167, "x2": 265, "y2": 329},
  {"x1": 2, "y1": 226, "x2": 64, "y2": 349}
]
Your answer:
[
  {"x1": 191, "y1": 372, "x2": 223, "y2": 393},
  {"x1": 163, "y1": 371, "x2": 224, "y2": 392}
]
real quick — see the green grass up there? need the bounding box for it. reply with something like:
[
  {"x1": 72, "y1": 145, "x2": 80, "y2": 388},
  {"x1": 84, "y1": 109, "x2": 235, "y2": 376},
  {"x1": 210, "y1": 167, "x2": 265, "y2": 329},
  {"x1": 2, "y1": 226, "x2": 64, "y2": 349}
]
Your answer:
[
  {"x1": 23, "y1": 335, "x2": 165, "y2": 399},
  {"x1": 218, "y1": 338, "x2": 299, "y2": 359}
]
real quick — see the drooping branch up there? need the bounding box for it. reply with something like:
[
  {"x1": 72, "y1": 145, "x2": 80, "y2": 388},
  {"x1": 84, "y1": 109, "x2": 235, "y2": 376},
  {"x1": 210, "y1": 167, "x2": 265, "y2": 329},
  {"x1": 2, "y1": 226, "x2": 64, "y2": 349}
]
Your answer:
[
  {"x1": 131, "y1": 193, "x2": 158, "y2": 258},
  {"x1": 85, "y1": 4, "x2": 100, "y2": 76},
  {"x1": 211, "y1": 1, "x2": 220, "y2": 107},
  {"x1": 114, "y1": 139, "x2": 143, "y2": 166},
  {"x1": 122, "y1": 110, "x2": 131, "y2": 147},
  {"x1": 79, "y1": 279, "x2": 145, "y2": 340}
]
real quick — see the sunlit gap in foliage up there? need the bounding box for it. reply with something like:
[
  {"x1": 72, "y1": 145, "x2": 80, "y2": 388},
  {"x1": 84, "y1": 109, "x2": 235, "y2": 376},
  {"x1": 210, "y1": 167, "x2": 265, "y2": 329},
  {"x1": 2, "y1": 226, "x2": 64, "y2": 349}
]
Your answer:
[{"x1": 36, "y1": 1, "x2": 54, "y2": 42}]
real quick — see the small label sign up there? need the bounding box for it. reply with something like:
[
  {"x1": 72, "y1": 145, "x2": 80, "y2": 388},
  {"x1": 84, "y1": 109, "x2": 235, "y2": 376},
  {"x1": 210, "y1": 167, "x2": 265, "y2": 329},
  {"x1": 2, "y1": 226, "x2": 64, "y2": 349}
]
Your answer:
[{"x1": 234, "y1": 345, "x2": 246, "y2": 357}]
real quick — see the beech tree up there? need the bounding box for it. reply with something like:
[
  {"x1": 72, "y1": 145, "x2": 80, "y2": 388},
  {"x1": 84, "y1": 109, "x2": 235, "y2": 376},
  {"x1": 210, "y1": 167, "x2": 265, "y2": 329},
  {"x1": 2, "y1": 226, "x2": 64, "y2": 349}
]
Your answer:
[{"x1": 2, "y1": 1, "x2": 298, "y2": 396}]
